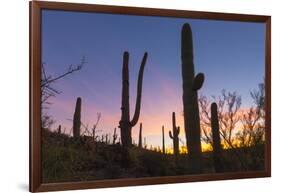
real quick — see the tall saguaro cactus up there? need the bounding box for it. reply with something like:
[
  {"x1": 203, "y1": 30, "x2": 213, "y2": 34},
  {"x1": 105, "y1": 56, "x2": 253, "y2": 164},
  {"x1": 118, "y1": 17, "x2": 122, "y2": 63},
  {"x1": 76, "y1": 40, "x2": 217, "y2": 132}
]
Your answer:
[
  {"x1": 169, "y1": 112, "x2": 180, "y2": 157},
  {"x1": 73, "y1": 97, "x2": 82, "y2": 138},
  {"x1": 181, "y1": 23, "x2": 204, "y2": 173},
  {"x1": 211, "y1": 102, "x2": 224, "y2": 172},
  {"x1": 162, "y1": 125, "x2": 165, "y2": 154},
  {"x1": 138, "y1": 123, "x2": 143, "y2": 148},
  {"x1": 119, "y1": 51, "x2": 148, "y2": 148}
]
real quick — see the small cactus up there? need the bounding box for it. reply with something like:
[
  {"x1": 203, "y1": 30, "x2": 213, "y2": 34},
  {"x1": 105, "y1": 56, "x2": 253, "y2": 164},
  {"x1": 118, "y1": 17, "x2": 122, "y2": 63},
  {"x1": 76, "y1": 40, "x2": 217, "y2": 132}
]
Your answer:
[
  {"x1": 73, "y1": 97, "x2": 81, "y2": 138},
  {"x1": 211, "y1": 103, "x2": 224, "y2": 172},
  {"x1": 105, "y1": 134, "x2": 109, "y2": 144},
  {"x1": 57, "y1": 125, "x2": 61, "y2": 134},
  {"x1": 169, "y1": 112, "x2": 180, "y2": 158},
  {"x1": 138, "y1": 123, "x2": 143, "y2": 148},
  {"x1": 112, "y1": 128, "x2": 117, "y2": 144},
  {"x1": 144, "y1": 137, "x2": 147, "y2": 149},
  {"x1": 162, "y1": 125, "x2": 165, "y2": 154},
  {"x1": 92, "y1": 128, "x2": 96, "y2": 141}
]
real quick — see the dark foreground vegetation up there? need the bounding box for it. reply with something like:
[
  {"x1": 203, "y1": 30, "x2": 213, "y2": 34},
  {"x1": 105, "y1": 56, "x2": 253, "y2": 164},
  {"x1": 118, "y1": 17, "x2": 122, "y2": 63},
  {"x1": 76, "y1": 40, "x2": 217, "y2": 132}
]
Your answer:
[{"x1": 42, "y1": 128, "x2": 264, "y2": 183}]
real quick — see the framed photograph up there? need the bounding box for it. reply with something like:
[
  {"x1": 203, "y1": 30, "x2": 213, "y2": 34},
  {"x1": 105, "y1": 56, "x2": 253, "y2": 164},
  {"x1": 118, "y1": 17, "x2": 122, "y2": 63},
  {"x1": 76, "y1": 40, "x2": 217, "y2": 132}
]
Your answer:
[{"x1": 30, "y1": 1, "x2": 271, "y2": 192}]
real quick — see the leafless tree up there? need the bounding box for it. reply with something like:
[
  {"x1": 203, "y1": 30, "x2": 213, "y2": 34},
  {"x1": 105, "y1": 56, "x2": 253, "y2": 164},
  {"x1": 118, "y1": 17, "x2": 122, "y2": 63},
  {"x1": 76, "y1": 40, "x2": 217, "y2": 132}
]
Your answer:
[
  {"x1": 199, "y1": 84, "x2": 265, "y2": 149},
  {"x1": 199, "y1": 90, "x2": 242, "y2": 148},
  {"x1": 198, "y1": 95, "x2": 212, "y2": 145},
  {"x1": 92, "y1": 112, "x2": 101, "y2": 140},
  {"x1": 236, "y1": 83, "x2": 265, "y2": 147},
  {"x1": 41, "y1": 114, "x2": 56, "y2": 129},
  {"x1": 41, "y1": 58, "x2": 85, "y2": 128},
  {"x1": 219, "y1": 90, "x2": 242, "y2": 146}
]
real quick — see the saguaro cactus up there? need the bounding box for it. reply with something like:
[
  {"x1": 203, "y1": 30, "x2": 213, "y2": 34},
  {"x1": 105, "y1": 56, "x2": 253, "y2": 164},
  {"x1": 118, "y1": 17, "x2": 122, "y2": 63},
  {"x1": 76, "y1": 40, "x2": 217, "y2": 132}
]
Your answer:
[
  {"x1": 144, "y1": 137, "x2": 147, "y2": 149},
  {"x1": 73, "y1": 97, "x2": 81, "y2": 138},
  {"x1": 211, "y1": 102, "x2": 224, "y2": 172},
  {"x1": 169, "y1": 112, "x2": 180, "y2": 157},
  {"x1": 138, "y1": 123, "x2": 143, "y2": 148},
  {"x1": 181, "y1": 23, "x2": 204, "y2": 173},
  {"x1": 57, "y1": 125, "x2": 61, "y2": 134},
  {"x1": 105, "y1": 134, "x2": 109, "y2": 144},
  {"x1": 119, "y1": 51, "x2": 148, "y2": 148},
  {"x1": 113, "y1": 128, "x2": 117, "y2": 144},
  {"x1": 162, "y1": 125, "x2": 165, "y2": 154}
]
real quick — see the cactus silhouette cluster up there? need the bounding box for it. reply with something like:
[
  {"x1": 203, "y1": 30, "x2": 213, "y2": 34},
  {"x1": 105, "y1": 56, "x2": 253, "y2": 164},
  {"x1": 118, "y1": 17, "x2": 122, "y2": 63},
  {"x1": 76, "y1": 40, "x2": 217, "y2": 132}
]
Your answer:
[
  {"x1": 169, "y1": 112, "x2": 180, "y2": 158},
  {"x1": 73, "y1": 97, "x2": 82, "y2": 138},
  {"x1": 118, "y1": 51, "x2": 148, "y2": 148},
  {"x1": 181, "y1": 23, "x2": 204, "y2": 173}
]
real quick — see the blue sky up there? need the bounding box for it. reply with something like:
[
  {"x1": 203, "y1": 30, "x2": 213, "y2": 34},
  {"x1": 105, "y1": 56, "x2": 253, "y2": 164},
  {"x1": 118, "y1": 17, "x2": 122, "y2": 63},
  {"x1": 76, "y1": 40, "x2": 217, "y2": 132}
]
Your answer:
[{"x1": 42, "y1": 9, "x2": 265, "y2": 148}]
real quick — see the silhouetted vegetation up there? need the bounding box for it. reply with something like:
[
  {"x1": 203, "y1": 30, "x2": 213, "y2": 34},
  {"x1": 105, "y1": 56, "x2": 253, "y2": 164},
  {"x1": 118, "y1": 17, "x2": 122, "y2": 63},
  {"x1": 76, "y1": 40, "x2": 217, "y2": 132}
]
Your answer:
[{"x1": 42, "y1": 126, "x2": 264, "y2": 183}]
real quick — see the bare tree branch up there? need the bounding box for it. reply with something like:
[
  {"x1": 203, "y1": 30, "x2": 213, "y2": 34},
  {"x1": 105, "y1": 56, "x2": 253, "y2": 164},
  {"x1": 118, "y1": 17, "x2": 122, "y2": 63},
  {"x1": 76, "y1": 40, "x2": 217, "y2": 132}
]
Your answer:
[{"x1": 41, "y1": 58, "x2": 85, "y2": 128}]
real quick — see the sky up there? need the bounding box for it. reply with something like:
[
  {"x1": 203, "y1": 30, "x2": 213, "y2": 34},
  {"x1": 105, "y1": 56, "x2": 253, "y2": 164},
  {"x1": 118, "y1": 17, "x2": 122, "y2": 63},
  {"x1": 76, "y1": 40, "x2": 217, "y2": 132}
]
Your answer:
[{"x1": 41, "y1": 9, "x2": 265, "y2": 149}]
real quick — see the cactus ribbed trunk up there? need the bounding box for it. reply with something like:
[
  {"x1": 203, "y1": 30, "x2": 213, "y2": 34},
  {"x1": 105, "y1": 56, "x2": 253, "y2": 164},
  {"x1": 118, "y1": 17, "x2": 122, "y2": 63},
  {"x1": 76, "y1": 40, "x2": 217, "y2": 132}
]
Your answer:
[
  {"x1": 169, "y1": 112, "x2": 180, "y2": 158},
  {"x1": 73, "y1": 97, "x2": 81, "y2": 138},
  {"x1": 181, "y1": 23, "x2": 204, "y2": 173},
  {"x1": 162, "y1": 125, "x2": 165, "y2": 154},
  {"x1": 119, "y1": 51, "x2": 148, "y2": 148},
  {"x1": 138, "y1": 123, "x2": 142, "y2": 148},
  {"x1": 211, "y1": 103, "x2": 224, "y2": 172}
]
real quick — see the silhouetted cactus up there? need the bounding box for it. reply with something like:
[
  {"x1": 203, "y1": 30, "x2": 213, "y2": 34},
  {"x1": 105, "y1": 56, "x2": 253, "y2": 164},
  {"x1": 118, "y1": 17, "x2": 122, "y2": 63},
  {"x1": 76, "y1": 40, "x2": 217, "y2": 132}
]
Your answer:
[
  {"x1": 105, "y1": 134, "x2": 109, "y2": 144},
  {"x1": 162, "y1": 125, "x2": 165, "y2": 154},
  {"x1": 113, "y1": 128, "x2": 117, "y2": 144},
  {"x1": 169, "y1": 112, "x2": 180, "y2": 158},
  {"x1": 73, "y1": 97, "x2": 81, "y2": 138},
  {"x1": 144, "y1": 137, "x2": 147, "y2": 149},
  {"x1": 138, "y1": 123, "x2": 143, "y2": 148},
  {"x1": 211, "y1": 102, "x2": 224, "y2": 172},
  {"x1": 119, "y1": 51, "x2": 148, "y2": 148},
  {"x1": 57, "y1": 125, "x2": 61, "y2": 134},
  {"x1": 181, "y1": 23, "x2": 204, "y2": 173},
  {"x1": 92, "y1": 129, "x2": 96, "y2": 141}
]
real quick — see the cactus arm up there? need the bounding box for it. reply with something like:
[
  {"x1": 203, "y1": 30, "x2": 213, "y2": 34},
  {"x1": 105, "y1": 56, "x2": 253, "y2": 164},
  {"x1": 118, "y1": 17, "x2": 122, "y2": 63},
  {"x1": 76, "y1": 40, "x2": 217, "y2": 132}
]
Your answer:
[
  {"x1": 192, "y1": 73, "x2": 205, "y2": 91},
  {"x1": 169, "y1": 130, "x2": 174, "y2": 139},
  {"x1": 130, "y1": 52, "x2": 148, "y2": 126}
]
